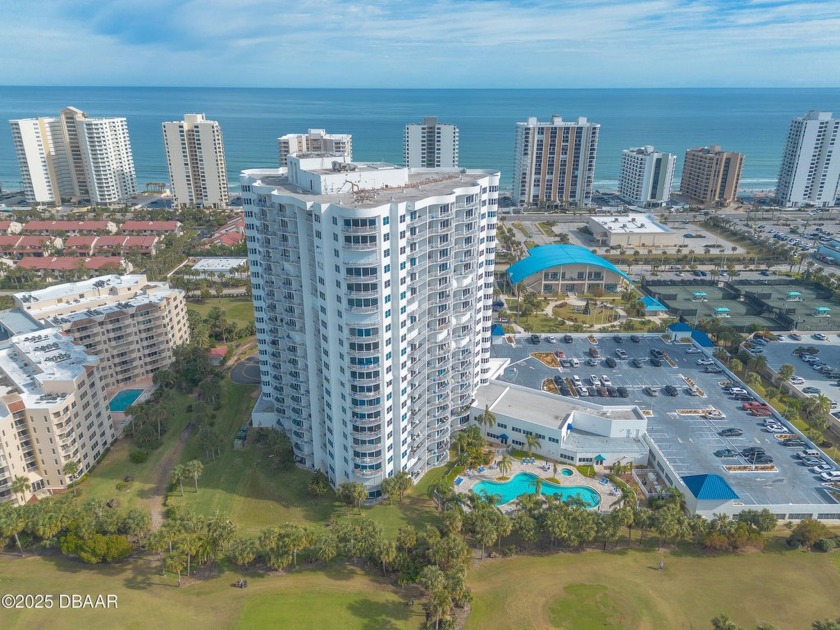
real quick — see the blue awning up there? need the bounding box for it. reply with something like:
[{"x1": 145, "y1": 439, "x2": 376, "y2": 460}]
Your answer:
[
  {"x1": 641, "y1": 295, "x2": 668, "y2": 312},
  {"x1": 491, "y1": 323, "x2": 505, "y2": 336},
  {"x1": 499, "y1": 433, "x2": 509, "y2": 441}
]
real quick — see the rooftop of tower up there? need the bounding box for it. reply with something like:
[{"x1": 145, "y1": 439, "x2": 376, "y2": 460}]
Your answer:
[{"x1": 242, "y1": 154, "x2": 498, "y2": 208}]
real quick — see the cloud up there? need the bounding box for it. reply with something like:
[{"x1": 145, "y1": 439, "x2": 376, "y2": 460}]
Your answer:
[{"x1": 0, "y1": 0, "x2": 838, "y2": 86}]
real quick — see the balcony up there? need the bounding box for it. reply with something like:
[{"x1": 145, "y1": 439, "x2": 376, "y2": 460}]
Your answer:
[
  {"x1": 343, "y1": 240, "x2": 379, "y2": 251},
  {"x1": 351, "y1": 401, "x2": 382, "y2": 413},
  {"x1": 342, "y1": 223, "x2": 378, "y2": 234},
  {"x1": 353, "y1": 454, "x2": 383, "y2": 466},
  {"x1": 345, "y1": 272, "x2": 378, "y2": 283},
  {"x1": 350, "y1": 389, "x2": 381, "y2": 400},
  {"x1": 352, "y1": 441, "x2": 383, "y2": 453},
  {"x1": 346, "y1": 304, "x2": 381, "y2": 315},
  {"x1": 345, "y1": 288, "x2": 380, "y2": 299}
]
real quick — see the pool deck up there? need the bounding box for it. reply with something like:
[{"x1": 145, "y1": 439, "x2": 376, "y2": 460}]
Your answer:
[{"x1": 454, "y1": 455, "x2": 619, "y2": 514}]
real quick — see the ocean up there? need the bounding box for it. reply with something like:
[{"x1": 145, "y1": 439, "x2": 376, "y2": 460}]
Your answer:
[{"x1": 0, "y1": 87, "x2": 838, "y2": 195}]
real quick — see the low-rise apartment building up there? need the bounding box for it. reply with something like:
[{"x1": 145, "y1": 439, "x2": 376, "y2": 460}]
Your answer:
[{"x1": 0, "y1": 328, "x2": 115, "y2": 505}]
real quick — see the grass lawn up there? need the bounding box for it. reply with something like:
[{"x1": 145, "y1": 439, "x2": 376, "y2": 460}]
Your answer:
[
  {"x1": 551, "y1": 303, "x2": 620, "y2": 326},
  {"x1": 187, "y1": 297, "x2": 255, "y2": 327},
  {"x1": 77, "y1": 389, "x2": 197, "y2": 511},
  {"x1": 0, "y1": 553, "x2": 422, "y2": 630},
  {"x1": 467, "y1": 535, "x2": 840, "y2": 629}
]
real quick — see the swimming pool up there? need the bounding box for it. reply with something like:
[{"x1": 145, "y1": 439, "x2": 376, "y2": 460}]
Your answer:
[
  {"x1": 109, "y1": 389, "x2": 145, "y2": 412},
  {"x1": 472, "y1": 473, "x2": 601, "y2": 507},
  {"x1": 561, "y1": 468, "x2": 574, "y2": 476}
]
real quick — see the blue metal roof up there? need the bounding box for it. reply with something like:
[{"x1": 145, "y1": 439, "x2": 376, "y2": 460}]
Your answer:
[
  {"x1": 691, "y1": 330, "x2": 716, "y2": 348},
  {"x1": 681, "y1": 474, "x2": 739, "y2": 501},
  {"x1": 507, "y1": 244, "x2": 633, "y2": 285},
  {"x1": 668, "y1": 322, "x2": 693, "y2": 332},
  {"x1": 491, "y1": 324, "x2": 505, "y2": 336},
  {"x1": 641, "y1": 295, "x2": 669, "y2": 312}
]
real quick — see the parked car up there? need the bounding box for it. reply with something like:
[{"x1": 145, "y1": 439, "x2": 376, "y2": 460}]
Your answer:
[
  {"x1": 644, "y1": 386, "x2": 660, "y2": 397},
  {"x1": 530, "y1": 334, "x2": 541, "y2": 344},
  {"x1": 803, "y1": 387, "x2": 822, "y2": 395},
  {"x1": 553, "y1": 375, "x2": 565, "y2": 387},
  {"x1": 630, "y1": 335, "x2": 641, "y2": 343},
  {"x1": 545, "y1": 335, "x2": 557, "y2": 343},
  {"x1": 613, "y1": 335, "x2": 624, "y2": 344},
  {"x1": 789, "y1": 333, "x2": 802, "y2": 341},
  {"x1": 632, "y1": 358, "x2": 646, "y2": 368},
  {"x1": 650, "y1": 348, "x2": 664, "y2": 358},
  {"x1": 819, "y1": 471, "x2": 840, "y2": 482},
  {"x1": 588, "y1": 346, "x2": 600, "y2": 358},
  {"x1": 605, "y1": 357, "x2": 617, "y2": 368},
  {"x1": 813, "y1": 333, "x2": 828, "y2": 341},
  {"x1": 685, "y1": 347, "x2": 702, "y2": 354},
  {"x1": 615, "y1": 349, "x2": 628, "y2": 359},
  {"x1": 797, "y1": 449, "x2": 821, "y2": 459},
  {"x1": 747, "y1": 454, "x2": 774, "y2": 465},
  {"x1": 728, "y1": 387, "x2": 747, "y2": 395},
  {"x1": 789, "y1": 376, "x2": 805, "y2": 384},
  {"x1": 750, "y1": 408, "x2": 773, "y2": 417},
  {"x1": 563, "y1": 334, "x2": 574, "y2": 343},
  {"x1": 714, "y1": 449, "x2": 739, "y2": 458},
  {"x1": 684, "y1": 387, "x2": 700, "y2": 396},
  {"x1": 600, "y1": 375, "x2": 612, "y2": 386},
  {"x1": 741, "y1": 447, "x2": 766, "y2": 456},
  {"x1": 589, "y1": 374, "x2": 600, "y2": 385},
  {"x1": 766, "y1": 424, "x2": 787, "y2": 433},
  {"x1": 651, "y1": 357, "x2": 664, "y2": 367},
  {"x1": 742, "y1": 402, "x2": 768, "y2": 410},
  {"x1": 607, "y1": 386, "x2": 620, "y2": 397},
  {"x1": 704, "y1": 366, "x2": 723, "y2": 374},
  {"x1": 811, "y1": 464, "x2": 835, "y2": 474},
  {"x1": 704, "y1": 410, "x2": 726, "y2": 420},
  {"x1": 595, "y1": 386, "x2": 609, "y2": 397},
  {"x1": 719, "y1": 428, "x2": 743, "y2": 437},
  {"x1": 616, "y1": 386, "x2": 630, "y2": 398},
  {"x1": 587, "y1": 357, "x2": 599, "y2": 366},
  {"x1": 732, "y1": 394, "x2": 754, "y2": 402},
  {"x1": 664, "y1": 385, "x2": 679, "y2": 396},
  {"x1": 697, "y1": 358, "x2": 714, "y2": 366},
  {"x1": 801, "y1": 457, "x2": 824, "y2": 467},
  {"x1": 783, "y1": 439, "x2": 807, "y2": 447}
]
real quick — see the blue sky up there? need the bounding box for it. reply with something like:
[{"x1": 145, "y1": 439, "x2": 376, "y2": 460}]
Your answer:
[{"x1": 1, "y1": 0, "x2": 839, "y2": 87}]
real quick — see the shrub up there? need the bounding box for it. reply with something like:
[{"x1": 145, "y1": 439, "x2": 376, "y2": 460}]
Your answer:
[
  {"x1": 577, "y1": 465, "x2": 596, "y2": 478},
  {"x1": 129, "y1": 449, "x2": 149, "y2": 464},
  {"x1": 59, "y1": 533, "x2": 133, "y2": 564},
  {"x1": 813, "y1": 538, "x2": 836, "y2": 553},
  {"x1": 115, "y1": 482, "x2": 128, "y2": 492},
  {"x1": 787, "y1": 518, "x2": 829, "y2": 549}
]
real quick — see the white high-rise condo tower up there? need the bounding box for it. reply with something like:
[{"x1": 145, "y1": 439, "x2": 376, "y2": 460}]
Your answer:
[
  {"x1": 242, "y1": 155, "x2": 499, "y2": 497},
  {"x1": 513, "y1": 115, "x2": 599, "y2": 207},
  {"x1": 404, "y1": 117, "x2": 459, "y2": 168},
  {"x1": 163, "y1": 114, "x2": 230, "y2": 208},
  {"x1": 618, "y1": 146, "x2": 676, "y2": 207},
  {"x1": 776, "y1": 111, "x2": 840, "y2": 208},
  {"x1": 277, "y1": 129, "x2": 352, "y2": 167},
  {"x1": 9, "y1": 107, "x2": 136, "y2": 205}
]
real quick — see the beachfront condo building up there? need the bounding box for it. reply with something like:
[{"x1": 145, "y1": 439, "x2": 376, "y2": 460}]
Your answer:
[
  {"x1": 404, "y1": 117, "x2": 459, "y2": 168},
  {"x1": 679, "y1": 146, "x2": 744, "y2": 207},
  {"x1": 277, "y1": 129, "x2": 352, "y2": 167},
  {"x1": 242, "y1": 154, "x2": 499, "y2": 497},
  {"x1": 512, "y1": 115, "x2": 599, "y2": 207},
  {"x1": 776, "y1": 111, "x2": 840, "y2": 208},
  {"x1": 618, "y1": 146, "x2": 676, "y2": 207},
  {"x1": 163, "y1": 114, "x2": 230, "y2": 209},
  {"x1": 9, "y1": 107, "x2": 137, "y2": 206},
  {"x1": 11, "y1": 275, "x2": 190, "y2": 389},
  {"x1": 0, "y1": 328, "x2": 116, "y2": 505}
]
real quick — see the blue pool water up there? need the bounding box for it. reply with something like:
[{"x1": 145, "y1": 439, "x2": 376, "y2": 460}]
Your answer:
[
  {"x1": 472, "y1": 473, "x2": 601, "y2": 507},
  {"x1": 109, "y1": 389, "x2": 144, "y2": 412},
  {"x1": 561, "y1": 468, "x2": 574, "y2": 477}
]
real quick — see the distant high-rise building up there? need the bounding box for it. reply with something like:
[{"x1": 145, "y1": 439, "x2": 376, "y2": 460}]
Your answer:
[
  {"x1": 163, "y1": 114, "x2": 229, "y2": 208},
  {"x1": 513, "y1": 115, "x2": 599, "y2": 207},
  {"x1": 242, "y1": 154, "x2": 499, "y2": 496},
  {"x1": 776, "y1": 111, "x2": 840, "y2": 208},
  {"x1": 618, "y1": 146, "x2": 676, "y2": 207},
  {"x1": 404, "y1": 117, "x2": 459, "y2": 168},
  {"x1": 9, "y1": 107, "x2": 136, "y2": 205},
  {"x1": 277, "y1": 129, "x2": 352, "y2": 167},
  {"x1": 679, "y1": 146, "x2": 743, "y2": 207}
]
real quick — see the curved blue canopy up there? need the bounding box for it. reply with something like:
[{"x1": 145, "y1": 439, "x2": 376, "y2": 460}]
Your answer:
[{"x1": 507, "y1": 244, "x2": 633, "y2": 285}]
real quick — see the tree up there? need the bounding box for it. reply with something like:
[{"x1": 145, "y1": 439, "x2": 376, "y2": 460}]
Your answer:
[
  {"x1": 184, "y1": 459, "x2": 204, "y2": 492},
  {"x1": 337, "y1": 482, "x2": 367, "y2": 514},
  {"x1": 711, "y1": 614, "x2": 742, "y2": 630},
  {"x1": 813, "y1": 619, "x2": 840, "y2": 630},
  {"x1": 777, "y1": 363, "x2": 795, "y2": 384},
  {"x1": 393, "y1": 470, "x2": 414, "y2": 503},
  {"x1": 512, "y1": 511, "x2": 539, "y2": 551},
  {"x1": 373, "y1": 537, "x2": 397, "y2": 576},
  {"x1": 11, "y1": 476, "x2": 31, "y2": 505},
  {"x1": 170, "y1": 465, "x2": 187, "y2": 496},
  {"x1": 787, "y1": 518, "x2": 829, "y2": 549},
  {"x1": 526, "y1": 434, "x2": 542, "y2": 458},
  {"x1": 380, "y1": 476, "x2": 397, "y2": 505},
  {"x1": 452, "y1": 431, "x2": 470, "y2": 456},
  {"x1": 472, "y1": 511, "x2": 498, "y2": 559},
  {"x1": 62, "y1": 461, "x2": 80, "y2": 497},
  {"x1": 530, "y1": 476, "x2": 543, "y2": 497},
  {"x1": 476, "y1": 404, "x2": 496, "y2": 431},
  {"x1": 0, "y1": 502, "x2": 26, "y2": 555},
  {"x1": 497, "y1": 454, "x2": 513, "y2": 478}
]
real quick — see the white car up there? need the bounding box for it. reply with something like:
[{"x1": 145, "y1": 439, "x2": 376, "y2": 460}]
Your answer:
[
  {"x1": 545, "y1": 335, "x2": 557, "y2": 343},
  {"x1": 697, "y1": 358, "x2": 714, "y2": 366},
  {"x1": 728, "y1": 387, "x2": 747, "y2": 395},
  {"x1": 600, "y1": 375, "x2": 612, "y2": 386},
  {"x1": 572, "y1": 375, "x2": 583, "y2": 388},
  {"x1": 766, "y1": 425, "x2": 787, "y2": 433},
  {"x1": 577, "y1": 386, "x2": 590, "y2": 397},
  {"x1": 704, "y1": 410, "x2": 726, "y2": 419},
  {"x1": 820, "y1": 471, "x2": 840, "y2": 482},
  {"x1": 814, "y1": 333, "x2": 828, "y2": 341},
  {"x1": 685, "y1": 347, "x2": 702, "y2": 354},
  {"x1": 590, "y1": 374, "x2": 600, "y2": 385},
  {"x1": 789, "y1": 376, "x2": 805, "y2": 384},
  {"x1": 811, "y1": 464, "x2": 835, "y2": 474}
]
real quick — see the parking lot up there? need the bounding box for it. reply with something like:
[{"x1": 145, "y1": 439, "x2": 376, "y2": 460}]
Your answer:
[
  {"x1": 492, "y1": 333, "x2": 837, "y2": 508},
  {"x1": 758, "y1": 334, "x2": 840, "y2": 421}
]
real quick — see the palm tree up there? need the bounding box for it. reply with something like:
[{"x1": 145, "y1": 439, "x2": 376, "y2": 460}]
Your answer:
[
  {"x1": 530, "y1": 476, "x2": 543, "y2": 497},
  {"x1": 476, "y1": 404, "x2": 496, "y2": 431},
  {"x1": 62, "y1": 461, "x2": 79, "y2": 497},
  {"x1": 170, "y1": 465, "x2": 187, "y2": 496},
  {"x1": 526, "y1": 434, "x2": 541, "y2": 458},
  {"x1": 11, "y1": 476, "x2": 31, "y2": 505},
  {"x1": 497, "y1": 454, "x2": 513, "y2": 478},
  {"x1": 452, "y1": 431, "x2": 469, "y2": 456},
  {"x1": 185, "y1": 459, "x2": 204, "y2": 492},
  {"x1": 777, "y1": 363, "x2": 795, "y2": 385},
  {"x1": 0, "y1": 502, "x2": 26, "y2": 555}
]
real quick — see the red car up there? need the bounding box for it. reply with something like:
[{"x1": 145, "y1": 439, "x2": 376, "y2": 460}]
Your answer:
[
  {"x1": 742, "y1": 402, "x2": 769, "y2": 411},
  {"x1": 750, "y1": 408, "x2": 772, "y2": 417}
]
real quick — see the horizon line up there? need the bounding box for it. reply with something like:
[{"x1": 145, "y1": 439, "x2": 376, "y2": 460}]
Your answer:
[{"x1": 1, "y1": 85, "x2": 840, "y2": 91}]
